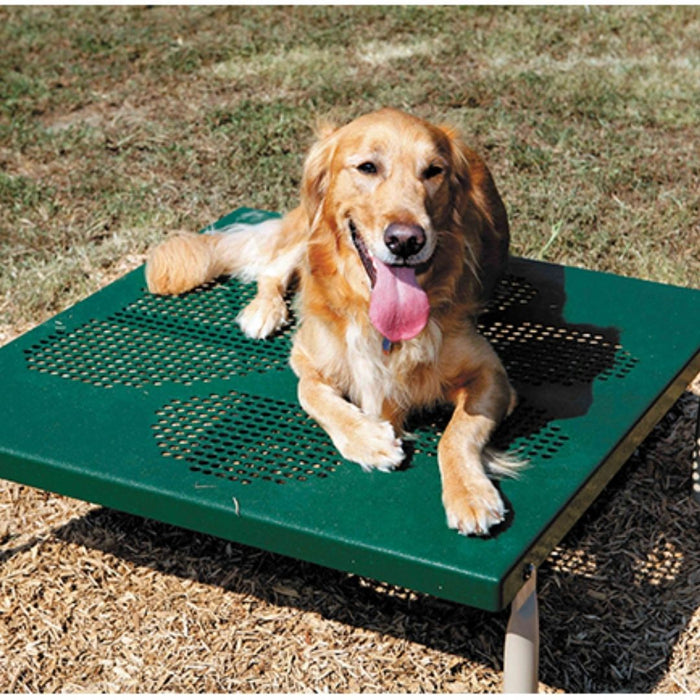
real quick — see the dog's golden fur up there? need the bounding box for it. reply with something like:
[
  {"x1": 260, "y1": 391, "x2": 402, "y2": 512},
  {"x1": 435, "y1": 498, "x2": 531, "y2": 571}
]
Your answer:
[{"x1": 146, "y1": 108, "x2": 519, "y2": 535}]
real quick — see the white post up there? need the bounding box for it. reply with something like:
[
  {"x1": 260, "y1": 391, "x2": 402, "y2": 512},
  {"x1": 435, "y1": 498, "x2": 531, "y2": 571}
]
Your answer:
[
  {"x1": 692, "y1": 401, "x2": 700, "y2": 503},
  {"x1": 503, "y1": 565, "x2": 539, "y2": 693}
]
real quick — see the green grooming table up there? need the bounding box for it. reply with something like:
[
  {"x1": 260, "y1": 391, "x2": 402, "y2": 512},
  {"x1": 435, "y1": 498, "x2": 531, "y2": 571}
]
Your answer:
[{"x1": 1, "y1": 207, "x2": 699, "y2": 691}]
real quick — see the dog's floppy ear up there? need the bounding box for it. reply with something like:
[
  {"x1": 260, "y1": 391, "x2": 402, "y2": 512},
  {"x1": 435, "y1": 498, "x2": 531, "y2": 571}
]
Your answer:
[
  {"x1": 440, "y1": 123, "x2": 510, "y2": 295},
  {"x1": 301, "y1": 121, "x2": 338, "y2": 224}
]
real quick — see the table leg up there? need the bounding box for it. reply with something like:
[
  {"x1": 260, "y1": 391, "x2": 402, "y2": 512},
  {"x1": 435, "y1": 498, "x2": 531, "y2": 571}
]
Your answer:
[
  {"x1": 503, "y1": 565, "x2": 539, "y2": 693},
  {"x1": 693, "y1": 397, "x2": 700, "y2": 503}
]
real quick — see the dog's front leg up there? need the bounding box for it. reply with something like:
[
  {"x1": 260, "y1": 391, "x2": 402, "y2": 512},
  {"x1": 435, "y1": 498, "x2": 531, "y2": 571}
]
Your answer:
[
  {"x1": 291, "y1": 352, "x2": 405, "y2": 472},
  {"x1": 438, "y1": 363, "x2": 516, "y2": 536}
]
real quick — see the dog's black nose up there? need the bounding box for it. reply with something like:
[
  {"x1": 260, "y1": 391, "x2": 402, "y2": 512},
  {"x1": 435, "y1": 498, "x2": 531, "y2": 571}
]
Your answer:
[{"x1": 384, "y1": 223, "x2": 426, "y2": 259}]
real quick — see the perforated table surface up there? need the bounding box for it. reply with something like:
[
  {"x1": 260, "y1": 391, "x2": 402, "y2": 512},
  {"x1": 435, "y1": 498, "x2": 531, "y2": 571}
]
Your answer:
[{"x1": 1, "y1": 208, "x2": 699, "y2": 613}]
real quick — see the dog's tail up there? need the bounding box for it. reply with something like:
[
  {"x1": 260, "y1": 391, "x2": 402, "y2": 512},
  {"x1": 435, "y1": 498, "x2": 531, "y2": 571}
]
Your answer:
[
  {"x1": 146, "y1": 214, "x2": 303, "y2": 296},
  {"x1": 483, "y1": 446, "x2": 529, "y2": 480}
]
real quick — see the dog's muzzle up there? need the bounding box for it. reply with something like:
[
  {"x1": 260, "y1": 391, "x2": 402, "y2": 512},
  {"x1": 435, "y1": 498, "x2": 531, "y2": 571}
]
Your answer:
[{"x1": 348, "y1": 218, "x2": 431, "y2": 343}]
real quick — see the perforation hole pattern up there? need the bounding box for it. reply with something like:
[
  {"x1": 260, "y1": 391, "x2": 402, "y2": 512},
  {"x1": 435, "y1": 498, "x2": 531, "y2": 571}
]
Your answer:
[
  {"x1": 484, "y1": 273, "x2": 539, "y2": 313},
  {"x1": 153, "y1": 389, "x2": 343, "y2": 485},
  {"x1": 478, "y1": 320, "x2": 639, "y2": 387},
  {"x1": 409, "y1": 399, "x2": 570, "y2": 463},
  {"x1": 24, "y1": 269, "x2": 640, "y2": 488},
  {"x1": 156, "y1": 391, "x2": 571, "y2": 488},
  {"x1": 23, "y1": 272, "x2": 638, "y2": 390},
  {"x1": 24, "y1": 279, "x2": 293, "y2": 388}
]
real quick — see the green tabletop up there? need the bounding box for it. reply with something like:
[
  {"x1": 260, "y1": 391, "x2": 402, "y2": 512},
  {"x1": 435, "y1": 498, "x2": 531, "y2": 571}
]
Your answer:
[{"x1": 1, "y1": 208, "x2": 698, "y2": 612}]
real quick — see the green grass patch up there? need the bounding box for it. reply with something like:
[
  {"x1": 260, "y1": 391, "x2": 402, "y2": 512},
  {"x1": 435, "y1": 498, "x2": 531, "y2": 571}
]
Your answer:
[{"x1": 1, "y1": 5, "x2": 698, "y2": 336}]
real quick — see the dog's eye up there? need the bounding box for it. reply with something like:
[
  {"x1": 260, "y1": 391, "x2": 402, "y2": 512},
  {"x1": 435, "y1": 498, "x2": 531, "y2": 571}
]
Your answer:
[
  {"x1": 423, "y1": 164, "x2": 444, "y2": 180},
  {"x1": 357, "y1": 161, "x2": 378, "y2": 175}
]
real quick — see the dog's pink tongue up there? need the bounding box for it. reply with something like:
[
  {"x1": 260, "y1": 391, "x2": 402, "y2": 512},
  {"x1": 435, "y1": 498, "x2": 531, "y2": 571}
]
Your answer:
[{"x1": 369, "y1": 257, "x2": 430, "y2": 343}]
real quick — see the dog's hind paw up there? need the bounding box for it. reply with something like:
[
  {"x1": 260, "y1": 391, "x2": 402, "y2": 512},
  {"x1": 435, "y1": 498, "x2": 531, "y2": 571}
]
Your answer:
[{"x1": 236, "y1": 296, "x2": 289, "y2": 339}]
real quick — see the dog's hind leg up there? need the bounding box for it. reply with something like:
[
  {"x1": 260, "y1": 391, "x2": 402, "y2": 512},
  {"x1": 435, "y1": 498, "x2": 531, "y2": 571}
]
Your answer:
[
  {"x1": 146, "y1": 207, "x2": 308, "y2": 338},
  {"x1": 233, "y1": 209, "x2": 307, "y2": 338}
]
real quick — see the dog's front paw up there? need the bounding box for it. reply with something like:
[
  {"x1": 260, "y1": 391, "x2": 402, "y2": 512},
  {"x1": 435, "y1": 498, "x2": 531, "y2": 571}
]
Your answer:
[
  {"x1": 442, "y1": 475, "x2": 506, "y2": 536},
  {"x1": 334, "y1": 415, "x2": 405, "y2": 472},
  {"x1": 236, "y1": 296, "x2": 289, "y2": 339}
]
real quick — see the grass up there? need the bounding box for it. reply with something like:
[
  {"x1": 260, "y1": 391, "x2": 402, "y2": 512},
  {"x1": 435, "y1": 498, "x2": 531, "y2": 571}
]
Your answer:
[
  {"x1": 1, "y1": 5, "x2": 699, "y2": 339},
  {"x1": 1, "y1": 5, "x2": 699, "y2": 693}
]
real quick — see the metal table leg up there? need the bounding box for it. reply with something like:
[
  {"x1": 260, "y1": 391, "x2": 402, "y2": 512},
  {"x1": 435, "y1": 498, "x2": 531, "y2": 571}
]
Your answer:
[
  {"x1": 503, "y1": 565, "x2": 539, "y2": 693},
  {"x1": 693, "y1": 397, "x2": 700, "y2": 503}
]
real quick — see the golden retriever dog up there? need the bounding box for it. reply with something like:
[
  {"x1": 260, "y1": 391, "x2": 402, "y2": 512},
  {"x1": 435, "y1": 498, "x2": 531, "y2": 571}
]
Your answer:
[{"x1": 146, "y1": 108, "x2": 520, "y2": 536}]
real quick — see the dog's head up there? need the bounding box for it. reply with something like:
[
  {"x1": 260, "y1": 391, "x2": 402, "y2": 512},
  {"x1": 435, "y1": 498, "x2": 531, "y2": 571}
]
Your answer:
[{"x1": 301, "y1": 108, "x2": 509, "y2": 342}]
